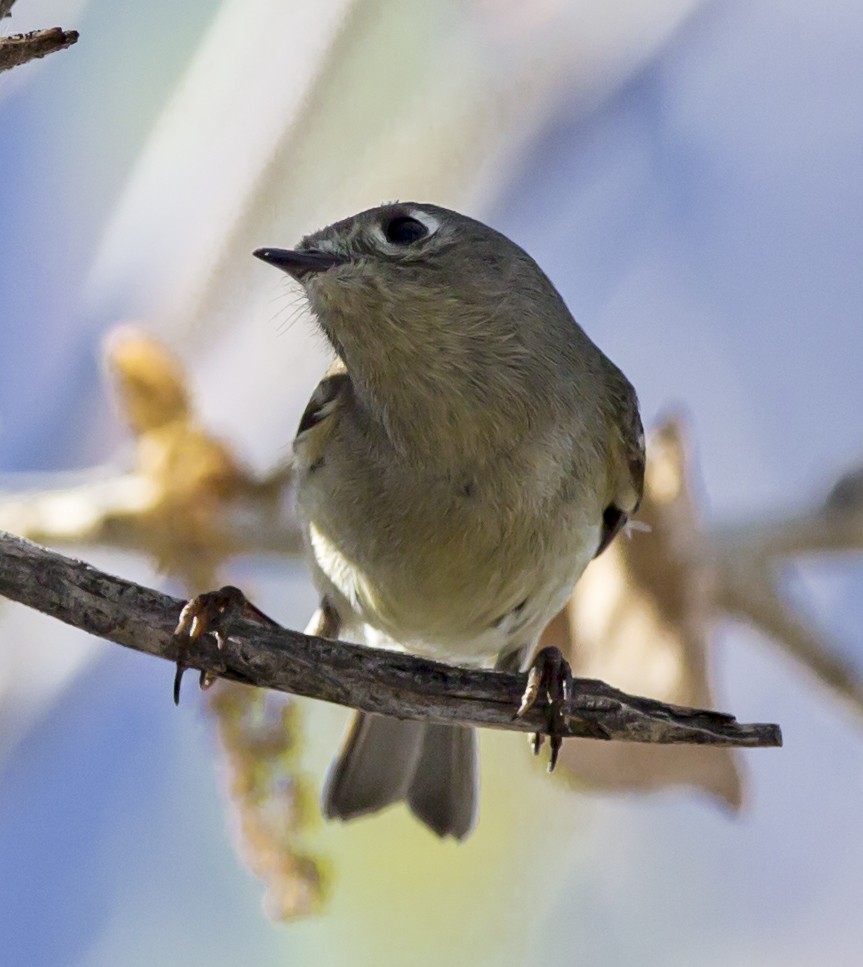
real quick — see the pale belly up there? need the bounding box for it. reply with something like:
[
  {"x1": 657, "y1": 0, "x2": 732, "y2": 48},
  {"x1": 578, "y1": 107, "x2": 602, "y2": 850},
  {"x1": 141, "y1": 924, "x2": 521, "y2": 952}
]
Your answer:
[{"x1": 301, "y1": 483, "x2": 600, "y2": 667}]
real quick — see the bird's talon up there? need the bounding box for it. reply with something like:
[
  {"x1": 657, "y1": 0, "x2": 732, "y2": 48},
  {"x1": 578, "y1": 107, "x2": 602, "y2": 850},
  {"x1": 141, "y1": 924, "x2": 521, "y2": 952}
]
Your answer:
[
  {"x1": 515, "y1": 664, "x2": 542, "y2": 719},
  {"x1": 518, "y1": 646, "x2": 573, "y2": 771},
  {"x1": 173, "y1": 662, "x2": 186, "y2": 706},
  {"x1": 174, "y1": 605, "x2": 193, "y2": 640},
  {"x1": 200, "y1": 669, "x2": 217, "y2": 690},
  {"x1": 171, "y1": 586, "x2": 277, "y2": 704},
  {"x1": 548, "y1": 734, "x2": 562, "y2": 772}
]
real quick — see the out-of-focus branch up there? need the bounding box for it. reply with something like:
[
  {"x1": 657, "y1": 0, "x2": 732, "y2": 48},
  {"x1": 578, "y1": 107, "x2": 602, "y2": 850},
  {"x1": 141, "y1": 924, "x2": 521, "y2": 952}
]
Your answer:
[
  {"x1": 717, "y1": 558, "x2": 863, "y2": 714},
  {"x1": 0, "y1": 473, "x2": 158, "y2": 543},
  {"x1": 711, "y1": 505, "x2": 863, "y2": 560},
  {"x1": 0, "y1": 469, "x2": 302, "y2": 557},
  {"x1": 0, "y1": 530, "x2": 782, "y2": 748},
  {"x1": 0, "y1": 330, "x2": 303, "y2": 575},
  {"x1": 711, "y1": 462, "x2": 863, "y2": 715}
]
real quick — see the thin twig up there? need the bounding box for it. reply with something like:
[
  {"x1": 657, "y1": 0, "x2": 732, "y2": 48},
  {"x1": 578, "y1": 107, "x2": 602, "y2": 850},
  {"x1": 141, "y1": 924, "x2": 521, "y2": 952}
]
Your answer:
[
  {"x1": 0, "y1": 530, "x2": 781, "y2": 748},
  {"x1": 0, "y1": 28, "x2": 78, "y2": 74}
]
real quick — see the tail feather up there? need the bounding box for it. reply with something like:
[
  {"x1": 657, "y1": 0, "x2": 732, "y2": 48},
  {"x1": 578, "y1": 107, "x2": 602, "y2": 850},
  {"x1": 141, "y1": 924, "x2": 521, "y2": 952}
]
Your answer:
[
  {"x1": 406, "y1": 723, "x2": 477, "y2": 840},
  {"x1": 322, "y1": 712, "x2": 478, "y2": 839},
  {"x1": 322, "y1": 713, "x2": 425, "y2": 820}
]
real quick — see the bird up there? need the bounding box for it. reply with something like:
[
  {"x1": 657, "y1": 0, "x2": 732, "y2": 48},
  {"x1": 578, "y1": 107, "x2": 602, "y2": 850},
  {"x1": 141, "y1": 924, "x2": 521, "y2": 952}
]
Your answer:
[{"x1": 175, "y1": 202, "x2": 643, "y2": 841}]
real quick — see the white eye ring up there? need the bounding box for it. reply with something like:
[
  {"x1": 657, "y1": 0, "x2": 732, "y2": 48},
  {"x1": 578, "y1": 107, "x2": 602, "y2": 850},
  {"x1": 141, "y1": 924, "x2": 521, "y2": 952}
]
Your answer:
[{"x1": 370, "y1": 208, "x2": 441, "y2": 251}]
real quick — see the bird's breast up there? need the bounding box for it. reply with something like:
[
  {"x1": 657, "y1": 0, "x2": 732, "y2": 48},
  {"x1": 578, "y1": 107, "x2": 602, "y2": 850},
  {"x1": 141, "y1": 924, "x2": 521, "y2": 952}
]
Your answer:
[{"x1": 297, "y1": 447, "x2": 600, "y2": 665}]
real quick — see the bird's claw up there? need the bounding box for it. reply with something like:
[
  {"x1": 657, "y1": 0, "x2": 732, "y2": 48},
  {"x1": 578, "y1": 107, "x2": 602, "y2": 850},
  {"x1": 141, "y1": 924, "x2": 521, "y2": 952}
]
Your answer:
[
  {"x1": 514, "y1": 645, "x2": 572, "y2": 772},
  {"x1": 172, "y1": 585, "x2": 275, "y2": 705}
]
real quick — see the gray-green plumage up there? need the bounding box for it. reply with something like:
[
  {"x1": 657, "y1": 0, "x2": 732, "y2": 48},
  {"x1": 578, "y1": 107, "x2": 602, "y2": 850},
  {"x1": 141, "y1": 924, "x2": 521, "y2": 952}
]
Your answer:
[{"x1": 257, "y1": 202, "x2": 644, "y2": 839}]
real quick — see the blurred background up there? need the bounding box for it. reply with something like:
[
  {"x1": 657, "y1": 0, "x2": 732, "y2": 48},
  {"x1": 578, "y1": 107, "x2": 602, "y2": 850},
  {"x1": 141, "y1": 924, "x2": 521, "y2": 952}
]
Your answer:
[{"x1": 2, "y1": 0, "x2": 863, "y2": 964}]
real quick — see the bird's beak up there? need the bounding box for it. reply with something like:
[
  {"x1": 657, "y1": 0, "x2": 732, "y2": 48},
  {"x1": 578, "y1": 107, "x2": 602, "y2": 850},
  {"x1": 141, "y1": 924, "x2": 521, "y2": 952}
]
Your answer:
[{"x1": 253, "y1": 247, "x2": 345, "y2": 280}]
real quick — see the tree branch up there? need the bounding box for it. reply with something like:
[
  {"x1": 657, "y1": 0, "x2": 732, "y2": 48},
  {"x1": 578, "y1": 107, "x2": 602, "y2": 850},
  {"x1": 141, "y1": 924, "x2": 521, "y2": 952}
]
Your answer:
[
  {"x1": 0, "y1": 530, "x2": 781, "y2": 748},
  {"x1": 717, "y1": 556, "x2": 863, "y2": 714},
  {"x1": 0, "y1": 27, "x2": 78, "y2": 74}
]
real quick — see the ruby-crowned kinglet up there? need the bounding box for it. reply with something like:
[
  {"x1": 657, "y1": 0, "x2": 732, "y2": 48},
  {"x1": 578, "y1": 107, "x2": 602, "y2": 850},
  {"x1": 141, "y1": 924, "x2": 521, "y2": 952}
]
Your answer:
[{"x1": 254, "y1": 203, "x2": 644, "y2": 840}]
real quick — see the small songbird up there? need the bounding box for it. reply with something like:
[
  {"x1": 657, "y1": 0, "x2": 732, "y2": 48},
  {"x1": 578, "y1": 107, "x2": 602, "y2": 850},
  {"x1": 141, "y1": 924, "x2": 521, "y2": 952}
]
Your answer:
[{"x1": 254, "y1": 203, "x2": 644, "y2": 840}]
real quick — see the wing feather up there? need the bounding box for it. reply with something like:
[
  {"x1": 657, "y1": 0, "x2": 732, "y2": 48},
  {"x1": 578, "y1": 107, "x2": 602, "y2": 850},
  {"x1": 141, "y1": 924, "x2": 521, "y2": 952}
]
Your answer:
[
  {"x1": 293, "y1": 360, "x2": 350, "y2": 470},
  {"x1": 595, "y1": 378, "x2": 645, "y2": 558}
]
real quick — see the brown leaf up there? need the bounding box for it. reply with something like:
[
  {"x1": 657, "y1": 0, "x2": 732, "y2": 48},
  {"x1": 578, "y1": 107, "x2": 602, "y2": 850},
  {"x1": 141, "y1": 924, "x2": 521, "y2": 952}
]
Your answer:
[
  {"x1": 105, "y1": 327, "x2": 250, "y2": 586},
  {"x1": 104, "y1": 327, "x2": 325, "y2": 918}
]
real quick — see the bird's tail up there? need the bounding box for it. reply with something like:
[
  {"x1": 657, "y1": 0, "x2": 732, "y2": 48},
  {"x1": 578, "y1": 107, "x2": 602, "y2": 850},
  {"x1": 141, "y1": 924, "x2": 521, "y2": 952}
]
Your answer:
[{"x1": 322, "y1": 712, "x2": 478, "y2": 840}]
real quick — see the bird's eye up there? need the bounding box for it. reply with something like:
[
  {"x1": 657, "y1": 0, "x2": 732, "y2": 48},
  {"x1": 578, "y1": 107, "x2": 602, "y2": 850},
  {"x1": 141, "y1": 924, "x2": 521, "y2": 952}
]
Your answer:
[{"x1": 383, "y1": 215, "x2": 428, "y2": 245}]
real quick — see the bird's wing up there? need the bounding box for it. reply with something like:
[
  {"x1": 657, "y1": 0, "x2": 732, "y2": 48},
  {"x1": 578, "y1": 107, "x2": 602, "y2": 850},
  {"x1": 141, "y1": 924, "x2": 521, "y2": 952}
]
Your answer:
[
  {"x1": 293, "y1": 359, "x2": 351, "y2": 468},
  {"x1": 595, "y1": 379, "x2": 645, "y2": 558}
]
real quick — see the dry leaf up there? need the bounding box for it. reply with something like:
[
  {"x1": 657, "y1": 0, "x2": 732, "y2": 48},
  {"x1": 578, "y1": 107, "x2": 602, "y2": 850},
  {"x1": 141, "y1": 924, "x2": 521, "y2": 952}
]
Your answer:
[{"x1": 105, "y1": 328, "x2": 326, "y2": 919}]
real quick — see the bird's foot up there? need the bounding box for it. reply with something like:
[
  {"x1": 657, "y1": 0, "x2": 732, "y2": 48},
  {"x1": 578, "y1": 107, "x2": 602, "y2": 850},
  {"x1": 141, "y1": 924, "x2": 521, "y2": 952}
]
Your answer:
[
  {"x1": 515, "y1": 645, "x2": 573, "y2": 772},
  {"x1": 172, "y1": 585, "x2": 279, "y2": 704}
]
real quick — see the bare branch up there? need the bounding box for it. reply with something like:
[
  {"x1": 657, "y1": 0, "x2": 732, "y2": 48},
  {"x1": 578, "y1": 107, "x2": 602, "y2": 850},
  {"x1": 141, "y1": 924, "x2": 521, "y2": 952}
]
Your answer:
[
  {"x1": 0, "y1": 468, "x2": 303, "y2": 557},
  {"x1": 710, "y1": 469, "x2": 863, "y2": 717},
  {"x1": 0, "y1": 530, "x2": 781, "y2": 748},
  {"x1": 0, "y1": 28, "x2": 78, "y2": 74},
  {"x1": 717, "y1": 556, "x2": 863, "y2": 714},
  {"x1": 712, "y1": 505, "x2": 863, "y2": 560}
]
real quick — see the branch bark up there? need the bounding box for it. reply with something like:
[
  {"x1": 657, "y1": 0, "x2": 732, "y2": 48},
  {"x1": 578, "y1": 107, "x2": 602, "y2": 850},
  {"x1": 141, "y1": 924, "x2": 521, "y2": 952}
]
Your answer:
[
  {"x1": 0, "y1": 27, "x2": 78, "y2": 74},
  {"x1": 0, "y1": 530, "x2": 781, "y2": 748}
]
